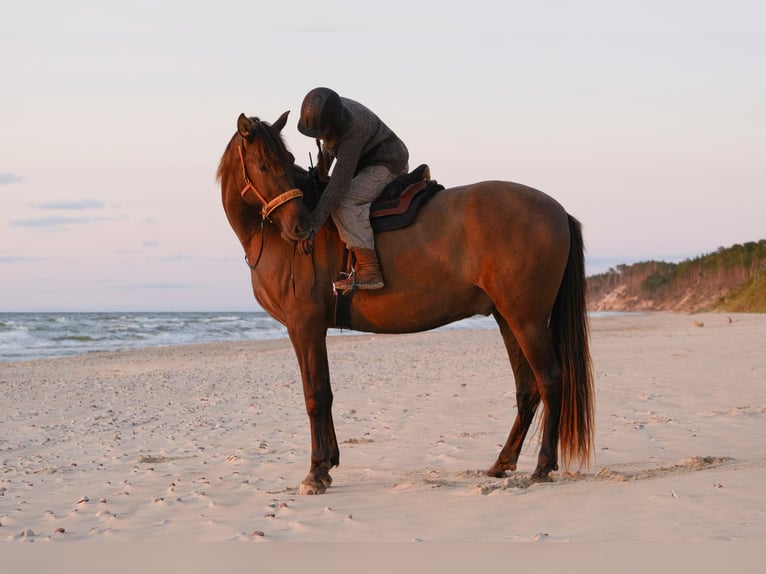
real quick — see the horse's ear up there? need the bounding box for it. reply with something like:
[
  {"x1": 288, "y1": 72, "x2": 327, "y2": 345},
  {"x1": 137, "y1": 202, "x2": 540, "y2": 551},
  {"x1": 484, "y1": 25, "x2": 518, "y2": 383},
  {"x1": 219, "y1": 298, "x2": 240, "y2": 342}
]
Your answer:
[
  {"x1": 272, "y1": 111, "x2": 290, "y2": 133},
  {"x1": 237, "y1": 114, "x2": 254, "y2": 138}
]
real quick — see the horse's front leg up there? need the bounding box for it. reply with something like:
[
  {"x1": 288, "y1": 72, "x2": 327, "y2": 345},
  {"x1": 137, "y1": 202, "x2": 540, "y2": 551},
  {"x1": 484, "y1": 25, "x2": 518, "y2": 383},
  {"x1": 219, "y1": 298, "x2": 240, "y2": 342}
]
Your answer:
[{"x1": 289, "y1": 324, "x2": 339, "y2": 495}]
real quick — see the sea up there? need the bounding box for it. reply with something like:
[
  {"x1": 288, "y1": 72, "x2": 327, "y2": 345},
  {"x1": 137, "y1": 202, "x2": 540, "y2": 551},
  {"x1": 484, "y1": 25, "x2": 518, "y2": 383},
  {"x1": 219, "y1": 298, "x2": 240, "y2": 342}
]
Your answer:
[{"x1": 0, "y1": 312, "x2": 499, "y2": 363}]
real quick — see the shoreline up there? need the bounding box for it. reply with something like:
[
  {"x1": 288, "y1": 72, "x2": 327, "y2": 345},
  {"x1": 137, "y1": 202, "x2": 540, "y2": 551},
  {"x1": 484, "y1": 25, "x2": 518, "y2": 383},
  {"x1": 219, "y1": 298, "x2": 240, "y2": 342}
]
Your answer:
[
  {"x1": 1, "y1": 312, "x2": 765, "y2": 542},
  {"x1": 0, "y1": 310, "x2": 646, "y2": 364}
]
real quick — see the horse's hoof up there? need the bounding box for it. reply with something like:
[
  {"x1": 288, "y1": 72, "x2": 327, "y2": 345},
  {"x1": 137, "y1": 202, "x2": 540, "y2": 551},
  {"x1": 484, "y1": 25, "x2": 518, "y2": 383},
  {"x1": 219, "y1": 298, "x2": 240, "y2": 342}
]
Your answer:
[
  {"x1": 486, "y1": 463, "x2": 516, "y2": 478},
  {"x1": 530, "y1": 471, "x2": 554, "y2": 483},
  {"x1": 298, "y1": 480, "x2": 327, "y2": 495}
]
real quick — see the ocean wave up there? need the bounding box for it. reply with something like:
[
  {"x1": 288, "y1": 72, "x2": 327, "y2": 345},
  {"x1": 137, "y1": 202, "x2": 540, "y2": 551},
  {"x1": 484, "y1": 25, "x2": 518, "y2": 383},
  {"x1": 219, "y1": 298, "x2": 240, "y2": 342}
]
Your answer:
[{"x1": 0, "y1": 312, "x2": 288, "y2": 362}]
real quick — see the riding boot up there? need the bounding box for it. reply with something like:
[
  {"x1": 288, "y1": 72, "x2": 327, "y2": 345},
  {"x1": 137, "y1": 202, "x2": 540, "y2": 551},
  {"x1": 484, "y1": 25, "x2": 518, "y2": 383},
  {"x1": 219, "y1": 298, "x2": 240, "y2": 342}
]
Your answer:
[{"x1": 334, "y1": 247, "x2": 385, "y2": 291}]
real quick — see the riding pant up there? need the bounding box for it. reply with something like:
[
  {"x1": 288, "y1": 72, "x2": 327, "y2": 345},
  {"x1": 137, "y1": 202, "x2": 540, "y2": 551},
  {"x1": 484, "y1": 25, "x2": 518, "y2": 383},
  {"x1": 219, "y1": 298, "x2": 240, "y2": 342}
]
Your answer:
[{"x1": 330, "y1": 164, "x2": 407, "y2": 250}]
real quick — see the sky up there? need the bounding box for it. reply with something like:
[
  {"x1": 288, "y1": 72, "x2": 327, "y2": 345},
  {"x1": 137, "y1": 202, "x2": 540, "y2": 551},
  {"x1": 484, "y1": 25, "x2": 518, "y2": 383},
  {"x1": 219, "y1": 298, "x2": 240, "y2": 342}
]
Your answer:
[{"x1": 1, "y1": 0, "x2": 764, "y2": 311}]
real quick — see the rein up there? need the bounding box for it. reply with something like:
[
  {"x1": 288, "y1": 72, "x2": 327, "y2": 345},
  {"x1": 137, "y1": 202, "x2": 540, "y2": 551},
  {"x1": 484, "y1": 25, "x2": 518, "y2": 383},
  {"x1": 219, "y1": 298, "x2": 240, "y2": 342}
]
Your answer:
[
  {"x1": 244, "y1": 221, "x2": 314, "y2": 298},
  {"x1": 237, "y1": 143, "x2": 303, "y2": 220},
  {"x1": 244, "y1": 219, "x2": 267, "y2": 270}
]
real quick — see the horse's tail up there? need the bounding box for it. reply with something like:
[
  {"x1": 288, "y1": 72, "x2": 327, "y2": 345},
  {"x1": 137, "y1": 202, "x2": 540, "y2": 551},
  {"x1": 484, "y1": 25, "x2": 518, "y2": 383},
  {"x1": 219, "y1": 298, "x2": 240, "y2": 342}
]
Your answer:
[{"x1": 549, "y1": 214, "x2": 594, "y2": 470}]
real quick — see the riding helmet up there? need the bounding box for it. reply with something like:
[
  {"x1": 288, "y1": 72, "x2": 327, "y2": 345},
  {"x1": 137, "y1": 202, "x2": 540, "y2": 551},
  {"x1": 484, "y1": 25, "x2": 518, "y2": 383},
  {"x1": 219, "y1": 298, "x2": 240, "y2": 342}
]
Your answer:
[{"x1": 297, "y1": 87, "x2": 343, "y2": 138}]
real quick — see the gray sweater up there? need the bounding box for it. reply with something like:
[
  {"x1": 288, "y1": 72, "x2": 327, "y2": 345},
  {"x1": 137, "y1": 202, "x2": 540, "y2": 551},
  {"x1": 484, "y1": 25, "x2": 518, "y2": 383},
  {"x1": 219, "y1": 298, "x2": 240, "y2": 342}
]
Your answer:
[{"x1": 311, "y1": 97, "x2": 409, "y2": 229}]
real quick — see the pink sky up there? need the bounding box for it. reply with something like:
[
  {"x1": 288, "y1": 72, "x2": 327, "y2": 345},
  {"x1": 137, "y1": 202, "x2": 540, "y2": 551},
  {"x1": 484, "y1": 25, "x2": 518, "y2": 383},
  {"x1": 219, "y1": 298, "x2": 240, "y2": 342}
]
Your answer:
[{"x1": 2, "y1": 1, "x2": 764, "y2": 311}]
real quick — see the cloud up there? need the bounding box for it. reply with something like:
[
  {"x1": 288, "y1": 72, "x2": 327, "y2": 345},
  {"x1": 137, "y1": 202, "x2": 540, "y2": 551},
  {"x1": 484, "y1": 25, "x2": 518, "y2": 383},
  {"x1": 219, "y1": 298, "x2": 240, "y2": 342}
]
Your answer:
[
  {"x1": 7, "y1": 199, "x2": 112, "y2": 228},
  {"x1": 0, "y1": 173, "x2": 23, "y2": 185},
  {"x1": 0, "y1": 255, "x2": 45, "y2": 263},
  {"x1": 36, "y1": 199, "x2": 106, "y2": 210},
  {"x1": 9, "y1": 215, "x2": 118, "y2": 228}
]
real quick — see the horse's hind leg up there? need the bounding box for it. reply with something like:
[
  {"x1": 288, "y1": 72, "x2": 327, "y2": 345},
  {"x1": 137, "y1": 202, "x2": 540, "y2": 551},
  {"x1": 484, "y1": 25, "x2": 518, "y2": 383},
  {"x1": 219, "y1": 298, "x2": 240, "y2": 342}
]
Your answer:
[
  {"x1": 487, "y1": 311, "x2": 541, "y2": 478},
  {"x1": 511, "y1": 321, "x2": 563, "y2": 481}
]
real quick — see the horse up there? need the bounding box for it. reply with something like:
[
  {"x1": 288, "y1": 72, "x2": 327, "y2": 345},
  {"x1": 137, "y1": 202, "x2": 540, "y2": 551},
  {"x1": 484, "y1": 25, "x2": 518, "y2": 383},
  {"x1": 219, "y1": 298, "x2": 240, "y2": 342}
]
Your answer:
[{"x1": 217, "y1": 111, "x2": 594, "y2": 495}]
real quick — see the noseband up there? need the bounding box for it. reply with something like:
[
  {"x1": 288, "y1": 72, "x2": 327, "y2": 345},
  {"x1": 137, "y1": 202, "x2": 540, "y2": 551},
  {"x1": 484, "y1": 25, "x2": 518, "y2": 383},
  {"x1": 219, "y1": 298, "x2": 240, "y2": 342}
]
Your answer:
[{"x1": 237, "y1": 143, "x2": 303, "y2": 220}]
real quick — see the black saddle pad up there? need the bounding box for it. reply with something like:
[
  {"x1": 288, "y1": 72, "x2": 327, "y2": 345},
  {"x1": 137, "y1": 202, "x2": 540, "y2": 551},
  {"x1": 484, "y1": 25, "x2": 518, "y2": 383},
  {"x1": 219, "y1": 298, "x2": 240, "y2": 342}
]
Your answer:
[{"x1": 370, "y1": 165, "x2": 444, "y2": 233}]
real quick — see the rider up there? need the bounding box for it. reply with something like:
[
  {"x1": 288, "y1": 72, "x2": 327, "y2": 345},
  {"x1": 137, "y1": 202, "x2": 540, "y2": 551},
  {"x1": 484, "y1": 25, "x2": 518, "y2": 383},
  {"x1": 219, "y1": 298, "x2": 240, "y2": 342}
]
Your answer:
[{"x1": 297, "y1": 87, "x2": 409, "y2": 290}]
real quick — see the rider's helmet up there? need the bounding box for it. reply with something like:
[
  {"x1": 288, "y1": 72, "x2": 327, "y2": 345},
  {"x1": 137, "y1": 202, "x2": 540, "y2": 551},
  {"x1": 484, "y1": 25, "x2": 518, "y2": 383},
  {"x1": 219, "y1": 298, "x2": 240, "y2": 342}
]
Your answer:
[{"x1": 297, "y1": 87, "x2": 343, "y2": 138}]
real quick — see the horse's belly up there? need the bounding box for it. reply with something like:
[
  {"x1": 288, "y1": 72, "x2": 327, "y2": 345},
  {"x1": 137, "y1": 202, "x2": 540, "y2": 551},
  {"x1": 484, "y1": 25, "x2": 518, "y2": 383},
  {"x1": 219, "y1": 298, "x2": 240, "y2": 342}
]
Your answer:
[{"x1": 348, "y1": 287, "x2": 494, "y2": 334}]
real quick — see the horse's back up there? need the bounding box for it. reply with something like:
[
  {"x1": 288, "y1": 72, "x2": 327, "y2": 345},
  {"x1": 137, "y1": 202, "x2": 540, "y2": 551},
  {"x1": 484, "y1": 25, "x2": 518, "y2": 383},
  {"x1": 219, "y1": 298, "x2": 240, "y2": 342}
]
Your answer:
[
  {"x1": 442, "y1": 179, "x2": 567, "y2": 228},
  {"x1": 379, "y1": 180, "x2": 570, "y2": 264},
  {"x1": 350, "y1": 180, "x2": 572, "y2": 333}
]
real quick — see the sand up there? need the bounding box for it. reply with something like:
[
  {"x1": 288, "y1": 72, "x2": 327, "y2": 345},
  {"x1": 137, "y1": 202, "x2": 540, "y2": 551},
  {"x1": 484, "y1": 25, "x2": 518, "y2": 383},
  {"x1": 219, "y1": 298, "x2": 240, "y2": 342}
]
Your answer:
[{"x1": 1, "y1": 312, "x2": 765, "y2": 546}]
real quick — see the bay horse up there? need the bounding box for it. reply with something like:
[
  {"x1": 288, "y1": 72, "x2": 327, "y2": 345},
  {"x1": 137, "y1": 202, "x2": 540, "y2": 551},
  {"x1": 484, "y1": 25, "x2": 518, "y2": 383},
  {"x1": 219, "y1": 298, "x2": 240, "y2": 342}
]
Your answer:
[{"x1": 217, "y1": 111, "x2": 594, "y2": 494}]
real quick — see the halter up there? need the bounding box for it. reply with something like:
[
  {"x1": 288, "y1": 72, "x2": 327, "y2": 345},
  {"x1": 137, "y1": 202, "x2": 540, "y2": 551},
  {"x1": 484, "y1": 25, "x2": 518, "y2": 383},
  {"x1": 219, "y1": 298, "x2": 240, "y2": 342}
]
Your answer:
[{"x1": 237, "y1": 143, "x2": 303, "y2": 220}]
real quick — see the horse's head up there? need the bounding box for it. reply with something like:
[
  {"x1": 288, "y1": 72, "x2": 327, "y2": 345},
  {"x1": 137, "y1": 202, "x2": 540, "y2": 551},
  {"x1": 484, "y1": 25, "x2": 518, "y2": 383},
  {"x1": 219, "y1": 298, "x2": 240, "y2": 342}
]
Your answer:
[{"x1": 232, "y1": 111, "x2": 313, "y2": 242}]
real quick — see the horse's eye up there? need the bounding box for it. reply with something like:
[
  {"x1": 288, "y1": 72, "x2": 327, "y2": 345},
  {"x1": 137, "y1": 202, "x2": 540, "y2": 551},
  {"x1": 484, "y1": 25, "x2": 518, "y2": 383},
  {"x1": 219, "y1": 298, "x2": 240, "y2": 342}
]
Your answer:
[{"x1": 259, "y1": 163, "x2": 269, "y2": 173}]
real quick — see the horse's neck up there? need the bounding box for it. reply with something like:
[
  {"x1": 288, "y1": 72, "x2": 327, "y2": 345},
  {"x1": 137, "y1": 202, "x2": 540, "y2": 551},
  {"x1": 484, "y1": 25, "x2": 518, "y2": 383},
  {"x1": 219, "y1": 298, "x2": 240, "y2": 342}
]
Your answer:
[
  {"x1": 223, "y1": 168, "x2": 346, "y2": 297},
  {"x1": 221, "y1": 176, "x2": 263, "y2": 247}
]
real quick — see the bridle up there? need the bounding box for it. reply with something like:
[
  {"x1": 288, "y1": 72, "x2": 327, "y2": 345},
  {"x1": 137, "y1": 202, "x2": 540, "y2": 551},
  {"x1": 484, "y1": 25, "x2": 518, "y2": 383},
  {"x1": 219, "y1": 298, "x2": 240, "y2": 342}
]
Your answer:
[
  {"x1": 237, "y1": 141, "x2": 311, "y2": 282},
  {"x1": 237, "y1": 143, "x2": 303, "y2": 220}
]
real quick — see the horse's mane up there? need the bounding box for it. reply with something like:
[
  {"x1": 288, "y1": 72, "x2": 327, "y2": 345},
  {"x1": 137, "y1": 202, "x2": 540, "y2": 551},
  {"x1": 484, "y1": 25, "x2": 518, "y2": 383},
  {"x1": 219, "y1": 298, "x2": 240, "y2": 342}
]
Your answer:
[{"x1": 216, "y1": 117, "x2": 290, "y2": 183}]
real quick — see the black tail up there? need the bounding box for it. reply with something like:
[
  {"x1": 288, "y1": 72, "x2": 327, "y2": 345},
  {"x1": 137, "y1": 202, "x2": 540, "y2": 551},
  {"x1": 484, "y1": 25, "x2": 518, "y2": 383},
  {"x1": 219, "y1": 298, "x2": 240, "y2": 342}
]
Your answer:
[{"x1": 549, "y1": 215, "x2": 594, "y2": 469}]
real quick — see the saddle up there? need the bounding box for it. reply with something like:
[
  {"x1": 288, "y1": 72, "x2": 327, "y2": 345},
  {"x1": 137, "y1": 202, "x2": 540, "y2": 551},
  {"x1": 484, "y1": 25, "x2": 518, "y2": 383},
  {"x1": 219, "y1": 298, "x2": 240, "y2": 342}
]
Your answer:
[
  {"x1": 370, "y1": 164, "x2": 444, "y2": 233},
  {"x1": 333, "y1": 165, "x2": 444, "y2": 328}
]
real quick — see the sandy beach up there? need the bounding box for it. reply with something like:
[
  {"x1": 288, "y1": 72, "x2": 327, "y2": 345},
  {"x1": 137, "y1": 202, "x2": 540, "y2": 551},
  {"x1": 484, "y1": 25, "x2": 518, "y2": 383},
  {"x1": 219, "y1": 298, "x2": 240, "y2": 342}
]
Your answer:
[{"x1": 1, "y1": 312, "x2": 765, "y2": 545}]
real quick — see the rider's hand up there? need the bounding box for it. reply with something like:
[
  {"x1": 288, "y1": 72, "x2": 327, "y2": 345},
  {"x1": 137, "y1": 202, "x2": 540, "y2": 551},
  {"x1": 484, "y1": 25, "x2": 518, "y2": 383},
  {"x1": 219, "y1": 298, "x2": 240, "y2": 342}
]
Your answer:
[{"x1": 298, "y1": 228, "x2": 316, "y2": 255}]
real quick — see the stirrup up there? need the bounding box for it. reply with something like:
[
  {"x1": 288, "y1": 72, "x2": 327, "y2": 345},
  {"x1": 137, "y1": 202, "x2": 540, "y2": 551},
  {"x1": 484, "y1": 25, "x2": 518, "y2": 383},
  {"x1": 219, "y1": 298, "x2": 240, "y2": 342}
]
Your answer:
[
  {"x1": 333, "y1": 273, "x2": 384, "y2": 294},
  {"x1": 333, "y1": 272, "x2": 358, "y2": 296}
]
